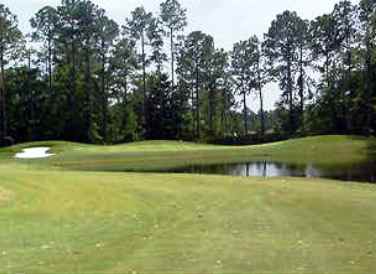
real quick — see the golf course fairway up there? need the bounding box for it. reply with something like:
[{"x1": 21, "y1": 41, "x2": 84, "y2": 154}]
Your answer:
[{"x1": 0, "y1": 135, "x2": 375, "y2": 273}]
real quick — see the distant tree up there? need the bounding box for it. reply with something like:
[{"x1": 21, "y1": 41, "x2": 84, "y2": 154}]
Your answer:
[
  {"x1": 4, "y1": 0, "x2": 376, "y2": 145},
  {"x1": 160, "y1": 0, "x2": 187, "y2": 85},
  {"x1": 95, "y1": 9, "x2": 119, "y2": 142},
  {"x1": 220, "y1": 66, "x2": 236, "y2": 137},
  {"x1": 110, "y1": 38, "x2": 138, "y2": 104},
  {"x1": 310, "y1": 13, "x2": 343, "y2": 131},
  {"x1": 22, "y1": 39, "x2": 38, "y2": 140},
  {"x1": 7, "y1": 66, "x2": 47, "y2": 142},
  {"x1": 296, "y1": 19, "x2": 311, "y2": 128},
  {"x1": 331, "y1": 0, "x2": 359, "y2": 131},
  {"x1": 109, "y1": 38, "x2": 138, "y2": 142},
  {"x1": 147, "y1": 17, "x2": 167, "y2": 75},
  {"x1": 56, "y1": 0, "x2": 82, "y2": 141},
  {"x1": 76, "y1": 0, "x2": 101, "y2": 142},
  {"x1": 126, "y1": 7, "x2": 153, "y2": 132},
  {"x1": 310, "y1": 14, "x2": 339, "y2": 91},
  {"x1": 359, "y1": 0, "x2": 376, "y2": 133},
  {"x1": 30, "y1": 6, "x2": 58, "y2": 93},
  {"x1": 248, "y1": 36, "x2": 271, "y2": 136},
  {"x1": 179, "y1": 31, "x2": 214, "y2": 139},
  {"x1": 145, "y1": 73, "x2": 171, "y2": 139},
  {"x1": 206, "y1": 48, "x2": 228, "y2": 136},
  {"x1": 231, "y1": 38, "x2": 257, "y2": 135},
  {"x1": 0, "y1": 4, "x2": 23, "y2": 145},
  {"x1": 264, "y1": 11, "x2": 306, "y2": 134}
]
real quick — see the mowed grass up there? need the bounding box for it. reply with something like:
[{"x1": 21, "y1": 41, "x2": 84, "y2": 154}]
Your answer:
[
  {"x1": 51, "y1": 135, "x2": 376, "y2": 171},
  {"x1": 3, "y1": 135, "x2": 375, "y2": 172},
  {"x1": 1, "y1": 169, "x2": 376, "y2": 273},
  {"x1": 0, "y1": 135, "x2": 375, "y2": 273}
]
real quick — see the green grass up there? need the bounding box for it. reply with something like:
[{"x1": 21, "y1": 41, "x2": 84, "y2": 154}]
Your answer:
[
  {"x1": 4, "y1": 135, "x2": 375, "y2": 172},
  {"x1": 0, "y1": 135, "x2": 376, "y2": 273}
]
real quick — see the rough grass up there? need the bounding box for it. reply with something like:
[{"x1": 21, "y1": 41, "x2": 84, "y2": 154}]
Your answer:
[{"x1": 0, "y1": 135, "x2": 375, "y2": 273}]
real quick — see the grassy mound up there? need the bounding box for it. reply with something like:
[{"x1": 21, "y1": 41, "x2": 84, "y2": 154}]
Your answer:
[{"x1": 2, "y1": 135, "x2": 375, "y2": 172}]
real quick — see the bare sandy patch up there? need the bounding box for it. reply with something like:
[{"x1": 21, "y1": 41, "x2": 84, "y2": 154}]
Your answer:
[{"x1": 15, "y1": 147, "x2": 55, "y2": 159}]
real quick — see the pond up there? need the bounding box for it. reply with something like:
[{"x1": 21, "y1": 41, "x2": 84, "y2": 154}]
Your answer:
[{"x1": 166, "y1": 161, "x2": 376, "y2": 183}]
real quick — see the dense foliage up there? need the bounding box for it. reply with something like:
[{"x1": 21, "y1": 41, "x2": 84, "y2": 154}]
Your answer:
[{"x1": 0, "y1": 0, "x2": 375, "y2": 145}]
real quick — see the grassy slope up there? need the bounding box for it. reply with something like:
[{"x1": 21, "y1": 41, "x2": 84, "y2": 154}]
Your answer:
[
  {"x1": 3, "y1": 135, "x2": 375, "y2": 172},
  {"x1": 0, "y1": 135, "x2": 375, "y2": 273}
]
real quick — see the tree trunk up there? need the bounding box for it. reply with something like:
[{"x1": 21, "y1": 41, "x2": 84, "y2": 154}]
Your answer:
[
  {"x1": 27, "y1": 49, "x2": 34, "y2": 141},
  {"x1": 195, "y1": 65, "x2": 200, "y2": 139},
  {"x1": 242, "y1": 79, "x2": 248, "y2": 136},
  {"x1": 208, "y1": 83, "x2": 215, "y2": 135},
  {"x1": 170, "y1": 27, "x2": 175, "y2": 86},
  {"x1": 345, "y1": 26, "x2": 352, "y2": 132},
  {"x1": 101, "y1": 48, "x2": 108, "y2": 143},
  {"x1": 259, "y1": 86, "x2": 265, "y2": 137},
  {"x1": 48, "y1": 37, "x2": 53, "y2": 92},
  {"x1": 141, "y1": 32, "x2": 147, "y2": 133},
  {"x1": 191, "y1": 79, "x2": 195, "y2": 137},
  {"x1": 257, "y1": 58, "x2": 265, "y2": 137},
  {"x1": 123, "y1": 76, "x2": 128, "y2": 104},
  {"x1": 364, "y1": 27, "x2": 373, "y2": 133},
  {"x1": 325, "y1": 53, "x2": 330, "y2": 90},
  {"x1": 340, "y1": 63, "x2": 348, "y2": 132},
  {"x1": 299, "y1": 46, "x2": 304, "y2": 130},
  {"x1": 221, "y1": 85, "x2": 227, "y2": 138},
  {"x1": 0, "y1": 48, "x2": 7, "y2": 144},
  {"x1": 122, "y1": 75, "x2": 128, "y2": 132},
  {"x1": 65, "y1": 33, "x2": 77, "y2": 141},
  {"x1": 70, "y1": 39, "x2": 76, "y2": 102},
  {"x1": 287, "y1": 54, "x2": 294, "y2": 134},
  {"x1": 84, "y1": 47, "x2": 92, "y2": 143}
]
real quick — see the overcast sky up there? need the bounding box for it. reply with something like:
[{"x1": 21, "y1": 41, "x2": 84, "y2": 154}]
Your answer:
[{"x1": 3, "y1": 0, "x2": 358, "y2": 111}]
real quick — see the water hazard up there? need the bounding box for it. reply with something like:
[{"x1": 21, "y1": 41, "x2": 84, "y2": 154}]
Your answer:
[{"x1": 167, "y1": 161, "x2": 376, "y2": 182}]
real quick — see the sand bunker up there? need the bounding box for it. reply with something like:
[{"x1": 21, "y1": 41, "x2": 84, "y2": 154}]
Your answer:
[{"x1": 15, "y1": 147, "x2": 55, "y2": 159}]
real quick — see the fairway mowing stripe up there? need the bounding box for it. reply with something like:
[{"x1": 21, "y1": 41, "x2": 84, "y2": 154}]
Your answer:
[{"x1": 0, "y1": 187, "x2": 13, "y2": 205}]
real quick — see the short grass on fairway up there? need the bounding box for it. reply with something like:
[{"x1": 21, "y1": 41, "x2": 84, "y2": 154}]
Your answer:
[
  {"x1": 0, "y1": 169, "x2": 376, "y2": 274},
  {"x1": 3, "y1": 135, "x2": 375, "y2": 172}
]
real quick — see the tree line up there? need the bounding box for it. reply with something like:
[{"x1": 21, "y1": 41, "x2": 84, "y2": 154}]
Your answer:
[{"x1": 0, "y1": 0, "x2": 375, "y2": 145}]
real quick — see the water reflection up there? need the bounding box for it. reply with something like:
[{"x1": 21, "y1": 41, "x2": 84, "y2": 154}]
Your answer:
[{"x1": 168, "y1": 161, "x2": 376, "y2": 183}]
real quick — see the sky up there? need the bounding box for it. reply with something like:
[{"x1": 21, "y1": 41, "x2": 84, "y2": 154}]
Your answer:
[{"x1": 3, "y1": 0, "x2": 358, "y2": 111}]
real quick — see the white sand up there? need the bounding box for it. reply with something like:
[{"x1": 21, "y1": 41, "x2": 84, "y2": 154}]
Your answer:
[{"x1": 15, "y1": 147, "x2": 55, "y2": 159}]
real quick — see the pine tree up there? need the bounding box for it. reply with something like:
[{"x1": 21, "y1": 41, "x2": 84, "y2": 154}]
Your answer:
[
  {"x1": 0, "y1": 4, "x2": 23, "y2": 145},
  {"x1": 160, "y1": 0, "x2": 187, "y2": 85}
]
